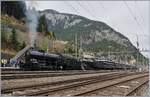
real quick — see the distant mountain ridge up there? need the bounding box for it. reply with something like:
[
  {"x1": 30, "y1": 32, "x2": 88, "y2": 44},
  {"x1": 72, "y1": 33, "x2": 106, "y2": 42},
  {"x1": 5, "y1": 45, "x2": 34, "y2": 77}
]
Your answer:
[
  {"x1": 40, "y1": 10, "x2": 133, "y2": 50},
  {"x1": 39, "y1": 9, "x2": 148, "y2": 63},
  {"x1": 1, "y1": 1, "x2": 148, "y2": 64}
]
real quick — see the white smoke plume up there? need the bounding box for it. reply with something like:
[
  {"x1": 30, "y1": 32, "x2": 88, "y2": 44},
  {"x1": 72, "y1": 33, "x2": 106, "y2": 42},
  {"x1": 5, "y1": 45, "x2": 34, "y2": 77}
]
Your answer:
[{"x1": 26, "y1": 6, "x2": 39, "y2": 47}]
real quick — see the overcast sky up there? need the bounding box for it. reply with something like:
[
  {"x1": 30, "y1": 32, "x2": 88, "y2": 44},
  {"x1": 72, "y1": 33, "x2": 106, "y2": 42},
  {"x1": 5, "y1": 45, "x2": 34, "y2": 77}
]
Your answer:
[{"x1": 26, "y1": 1, "x2": 149, "y2": 57}]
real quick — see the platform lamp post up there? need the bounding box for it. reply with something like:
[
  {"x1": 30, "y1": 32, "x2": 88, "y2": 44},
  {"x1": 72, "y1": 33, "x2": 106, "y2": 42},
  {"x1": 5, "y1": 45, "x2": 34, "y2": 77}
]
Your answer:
[
  {"x1": 142, "y1": 49, "x2": 144, "y2": 71},
  {"x1": 125, "y1": 52, "x2": 128, "y2": 72},
  {"x1": 108, "y1": 46, "x2": 112, "y2": 61},
  {"x1": 75, "y1": 33, "x2": 78, "y2": 59},
  {"x1": 136, "y1": 35, "x2": 140, "y2": 72}
]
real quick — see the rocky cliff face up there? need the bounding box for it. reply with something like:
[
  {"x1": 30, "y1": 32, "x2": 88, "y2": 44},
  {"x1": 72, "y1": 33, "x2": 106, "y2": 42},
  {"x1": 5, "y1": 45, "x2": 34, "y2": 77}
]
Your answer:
[
  {"x1": 39, "y1": 9, "x2": 148, "y2": 63},
  {"x1": 40, "y1": 10, "x2": 135, "y2": 51}
]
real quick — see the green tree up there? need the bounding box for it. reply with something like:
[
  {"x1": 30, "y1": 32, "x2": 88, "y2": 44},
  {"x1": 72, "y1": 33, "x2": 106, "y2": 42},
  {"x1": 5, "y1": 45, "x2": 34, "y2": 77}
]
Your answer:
[
  {"x1": 1, "y1": 29, "x2": 7, "y2": 43},
  {"x1": 64, "y1": 42, "x2": 75, "y2": 54},
  {"x1": 46, "y1": 32, "x2": 56, "y2": 52},
  {"x1": 10, "y1": 28, "x2": 19, "y2": 50},
  {"x1": 38, "y1": 15, "x2": 48, "y2": 33},
  {"x1": 47, "y1": 32, "x2": 56, "y2": 40},
  {"x1": 2, "y1": 1, "x2": 26, "y2": 20},
  {"x1": 20, "y1": 41, "x2": 26, "y2": 49},
  {"x1": 1, "y1": 29, "x2": 9, "y2": 49}
]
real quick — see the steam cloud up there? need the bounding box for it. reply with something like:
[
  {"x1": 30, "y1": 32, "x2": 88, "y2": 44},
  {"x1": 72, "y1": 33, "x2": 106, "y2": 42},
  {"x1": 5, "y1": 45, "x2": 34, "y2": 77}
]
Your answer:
[{"x1": 26, "y1": 6, "x2": 39, "y2": 47}]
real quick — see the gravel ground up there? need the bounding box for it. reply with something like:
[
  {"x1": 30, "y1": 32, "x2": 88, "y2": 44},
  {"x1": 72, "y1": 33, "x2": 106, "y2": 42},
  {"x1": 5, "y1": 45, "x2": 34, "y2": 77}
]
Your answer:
[
  {"x1": 134, "y1": 81, "x2": 149, "y2": 96},
  {"x1": 85, "y1": 76, "x2": 148, "y2": 96},
  {"x1": 2, "y1": 72, "x2": 115, "y2": 90},
  {"x1": 46, "y1": 73, "x2": 148, "y2": 96}
]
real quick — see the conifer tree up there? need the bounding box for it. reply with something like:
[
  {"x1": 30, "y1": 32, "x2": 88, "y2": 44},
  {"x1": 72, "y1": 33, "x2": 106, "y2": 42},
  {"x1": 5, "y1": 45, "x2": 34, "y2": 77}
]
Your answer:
[{"x1": 10, "y1": 28, "x2": 19, "y2": 50}]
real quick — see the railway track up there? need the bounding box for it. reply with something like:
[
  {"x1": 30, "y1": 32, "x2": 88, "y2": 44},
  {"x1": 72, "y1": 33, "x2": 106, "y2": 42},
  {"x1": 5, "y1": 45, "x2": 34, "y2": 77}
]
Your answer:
[
  {"x1": 2, "y1": 72, "x2": 121, "y2": 94},
  {"x1": 1, "y1": 70, "x2": 117, "y2": 80},
  {"x1": 4, "y1": 72, "x2": 147, "y2": 96},
  {"x1": 126, "y1": 79, "x2": 149, "y2": 96},
  {"x1": 2, "y1": 71, "x2": 65, "y2": 75},
  {"x1": 1, "y1": 70, "x2": 116, "y2": 74},
  {"x1": 74, "y1": 73, "x2": 148, "y2": 96}
]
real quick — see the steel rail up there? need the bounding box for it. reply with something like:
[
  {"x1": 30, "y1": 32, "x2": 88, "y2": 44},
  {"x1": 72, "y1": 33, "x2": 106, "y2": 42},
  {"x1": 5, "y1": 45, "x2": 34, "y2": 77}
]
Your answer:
[
  {"x1": 1, "y1": 71, "x2": 116, "y2": 80},
  {"x1": 125, "y1": 79, "x2": 149, "y2": 96},
  {"x1": 17, "y1": 72, "x2": 141, "y2": 96},
  {"x1": 2, "y1": 72, "x2": 119, "y2": 94},
  {"x1": 11, "y1": 72, "x2": 127, "y2": 96},
  {"x1": 74, "y1": 73, "x2": 148, "y2": 96},
  {"x1": 1, "y1": 70, "x2": 116, "y2": 74}
]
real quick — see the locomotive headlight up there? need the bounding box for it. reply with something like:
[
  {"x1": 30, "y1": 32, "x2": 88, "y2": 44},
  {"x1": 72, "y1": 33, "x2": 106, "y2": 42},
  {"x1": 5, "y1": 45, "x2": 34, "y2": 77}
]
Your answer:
[{"x1": 30, "y1": 58, "x2": 37, "y2": 62}]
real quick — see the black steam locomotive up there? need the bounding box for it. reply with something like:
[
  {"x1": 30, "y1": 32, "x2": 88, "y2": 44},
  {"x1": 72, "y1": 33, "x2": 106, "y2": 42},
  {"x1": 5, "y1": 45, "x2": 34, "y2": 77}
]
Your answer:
[
  {"x1": 20, "y1": 50, "x2": 81, "y2": 70},
  {"x1": 19, "y1": 50, "x2": 137, "y2": 71}
]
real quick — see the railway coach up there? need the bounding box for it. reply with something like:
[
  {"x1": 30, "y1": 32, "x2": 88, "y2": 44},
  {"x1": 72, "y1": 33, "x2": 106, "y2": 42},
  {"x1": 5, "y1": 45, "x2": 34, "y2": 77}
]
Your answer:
[{"x1": 82, "y1": 59, "x2": 137, "y2": 70}]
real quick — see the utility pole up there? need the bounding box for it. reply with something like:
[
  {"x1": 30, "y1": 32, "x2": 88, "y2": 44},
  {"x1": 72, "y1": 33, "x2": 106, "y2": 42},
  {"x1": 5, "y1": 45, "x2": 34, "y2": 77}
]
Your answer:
[
  {"x1": 79, "y1": 32, "x2": 83, "y2": 58},
  {"x1": 136, "y1": 35, "x2": 140, "y2": 71},
  {"x1": 80, "y1": 32, "x2": 85, "y2": 70},
  {"x1": 47, "y1": 40, "x2": 49, "y2": 53},
  {"x1": 75, "y1": 33, "x2": 78, "y2": 59},
  {"x1": 108, "y1": 46, "x2": 111, "y2": 61},
  {"x1": 142, "y1": 51, "x2": 145, "y2": 71}
]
